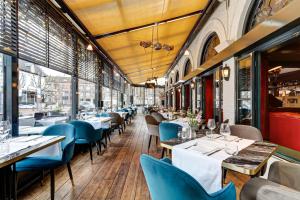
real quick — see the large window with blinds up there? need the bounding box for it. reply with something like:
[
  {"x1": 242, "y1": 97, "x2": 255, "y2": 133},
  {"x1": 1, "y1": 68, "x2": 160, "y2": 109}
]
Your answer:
[
  {"x1": 78, "y1": 79, "x2": 96, "y2": 112},
  {"x1": 102, "y1": 86, "x2": 111, "y2": 110},
  {"x1": 18, "y1": 59, "x2": 72, "y2": 127}
]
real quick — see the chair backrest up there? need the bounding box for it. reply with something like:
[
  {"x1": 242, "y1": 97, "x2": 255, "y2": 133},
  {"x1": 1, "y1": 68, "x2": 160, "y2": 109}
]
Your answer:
[
  {"x1": 159, "y1": 122, "x2": 182, "y2": 141},
  {"x1": 43, "y1": 124, "x2": 75, "y2": 163},
  {"x1": 109, "y1": 112, "x2": 122, "y2": 124},
  {"x1": 151, "y1": 112, "x2": 165, "y2": 122},
  {"x1": 145, "y1": 115, "x2": 159, "y2": 126},
  {"x1": 230, "y1": 125, "x2": 263, "y2": 141},
  {"x1": 69, "y1": 120, "x2": 100, "y2": 142},
  {"x1": 145, "y1": 115, "x2": 159, "y2": 137},
  {"x1": 140, "y1": 154, "x2": 236, "y2": 200}
]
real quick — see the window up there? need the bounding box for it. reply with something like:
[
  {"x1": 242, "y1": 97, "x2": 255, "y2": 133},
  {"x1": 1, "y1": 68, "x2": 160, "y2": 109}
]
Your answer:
[
  {"x1": 112, "y1": 89, "x2": 118, "y2": 109},
  {"x1": 155, "y1": 87, "x2": 165, "y2": 106},
  {"x1": 18, "y1": 60, "x2": 72, "y2": 126},
  {"x1": 196, "y1": 78, "x2": 203, "y2": 111},
  {"x1": 145, "y1": 88, "x2": 154, "y2": 105},
  {"x1": 200, "y1": 33, "x2": 220, "y2": 64},
  {"x1": 214, "y1": 69, "x2": 223, "y2": 123},
  {"x1": 184, "y1": 59, "x2": 192, "y2": 76},
  {"x1": 175, "y1": 71, "x2": 179, "y2": 82},
  {"x1": 102, "y1": 86, "x2": 111, "y2": 110},
  {"x1": 133, "y1": 87, "x2": 144, "y2": 106},
  {"x1": 78, "y1": 79, "x2": 95, "y2": 112},
  {"x1": 243, "y1": 0, "x2": 291, "y2": 34},
  {"x1": 236, "y1": 55, "x2": 253, "y2": 125},
  {"x1": 0, "y1": 54, "x2": 4, "y2": 118}
]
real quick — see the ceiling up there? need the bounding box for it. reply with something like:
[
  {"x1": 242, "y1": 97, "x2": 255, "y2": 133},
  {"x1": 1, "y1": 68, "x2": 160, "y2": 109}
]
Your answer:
[{"x1": 63, "y1": 0, "x2": 209, "y2": 83}]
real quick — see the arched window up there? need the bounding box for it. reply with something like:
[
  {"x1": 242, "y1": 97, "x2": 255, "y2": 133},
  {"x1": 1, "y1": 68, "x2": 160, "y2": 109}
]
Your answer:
[
  {"x1": 184, "y1": 59, "x2": 192, "y2": 76},
  {"x1": 200, "y1": 33, "x2": 220, "y2": 64},
  {"x1": 175, "y1": 71, "x2": 179, "y2": 82},
  {"x1": 243, "y1": 0, "x2": 291, "y2": 34}
]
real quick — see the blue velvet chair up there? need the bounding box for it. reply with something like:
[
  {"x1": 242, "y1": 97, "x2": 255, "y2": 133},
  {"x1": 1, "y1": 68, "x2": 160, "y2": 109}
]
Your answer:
[
  {"x1": 159, "y1": 122, "x2": 182, "y2": 158},
  {"x1": 140, "y1": 154, "x2": 236, "y2": 200},
  {"x1": 16, "y1": 124, "x2": 76, "y2": 200},
  {"x1": 69, "y1": 120, "x2": 103, "y2": 161}
]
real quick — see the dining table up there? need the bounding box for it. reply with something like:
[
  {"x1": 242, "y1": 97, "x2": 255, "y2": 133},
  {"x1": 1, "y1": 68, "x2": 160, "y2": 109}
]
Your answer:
[
  {"x1": 160, "y1": 134, "x2": 278, "y2": 193},
  {"x1": 0, "y1": 135, "x2": 65, "y2": 199},
  {"x1": 35, "y1": 116, "x2": 69, "y2": 126},
  {"x1": 18, "y1": 126, "x2": 49, "y2": 136}
]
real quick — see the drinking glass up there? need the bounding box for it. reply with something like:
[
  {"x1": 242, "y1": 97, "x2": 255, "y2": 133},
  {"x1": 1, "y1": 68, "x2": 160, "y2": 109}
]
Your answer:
[
  {"x1": 177, "y1": 127, "x2": 183, "y2": 139},
  {"x1": 181, "y1": 127, "x2": 187, "y2": 140},
  {"x1": 220, "y1": 123, "x2": 231, "y2": 140},
  {"x1": 225, "y1": 142, "x2": 238, "y2": 155},
  {"x1": 205, "y1": 130, "x2": 212, "y2": 139},
  {"x1": 207, "y1": 119, "x2": 216, "y2": 137}
]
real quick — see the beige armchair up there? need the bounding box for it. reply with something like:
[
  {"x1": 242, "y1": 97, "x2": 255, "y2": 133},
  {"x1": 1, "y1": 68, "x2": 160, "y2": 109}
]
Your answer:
[
  {"x1": 240, "y1": 161, "x2": 300, "y2": 200},
  {"x1": 230, "y1": 125, "x2": 263, "y2": 141},
  {"x1": 145, "y1": 115, "x2": 159, "y2": 152},
  {"x1": 151, "y1": 112, "x2": 167, "y2": 123}
]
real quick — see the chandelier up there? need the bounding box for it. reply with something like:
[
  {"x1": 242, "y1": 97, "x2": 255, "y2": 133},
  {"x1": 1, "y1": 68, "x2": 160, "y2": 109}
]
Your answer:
[{"x1": 139, "y1": 23, "x2": 174, "y2": 52}]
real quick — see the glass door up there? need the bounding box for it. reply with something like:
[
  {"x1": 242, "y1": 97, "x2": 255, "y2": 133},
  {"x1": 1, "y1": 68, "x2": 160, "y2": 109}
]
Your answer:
[{"x1": 236, "y1": 54, "x2": 253, "y2": 125}]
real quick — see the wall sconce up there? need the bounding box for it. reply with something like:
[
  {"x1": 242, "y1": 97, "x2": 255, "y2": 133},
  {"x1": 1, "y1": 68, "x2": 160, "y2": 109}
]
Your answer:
[
  {"x1": 171, "y1": 91, "x2": 174, "y2": 95},
  {"x1": 190, "y1": 81, "x2": 195, "y2": 89},
  {"x1": 86, "y1": 44, "x2": 93, "y2": 51},
  {"x1": 178, "y1": 88, "x2": 181, "y2": 93},
  {"x1": 222, "y1": 65, "x2": 230, "y2": 81}
]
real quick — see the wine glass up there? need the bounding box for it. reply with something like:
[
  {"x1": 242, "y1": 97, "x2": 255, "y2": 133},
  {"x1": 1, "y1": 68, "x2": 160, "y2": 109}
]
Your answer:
[
  {"x1": 207, "y1": 119, "x2": 216, "y2": 137},
  {"x1": 177, "y1": 127, "x2": 183, "y2": 140},
  {"x1": 220, "y1": 123, "x2": 231, "y2": 140}
]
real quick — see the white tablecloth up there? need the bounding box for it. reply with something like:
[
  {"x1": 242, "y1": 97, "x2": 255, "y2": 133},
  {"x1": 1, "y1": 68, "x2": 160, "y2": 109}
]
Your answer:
[
  {"x1": 36, "y1": 116, "x2": 69, "y2": 126},
  {"x1": 1, "y1": 136, "x2": 62, "y2": 159},
  {"x1": 85, "y1": 117, "x2": 111, "y2": 129},
  {"x1": 19, "y1": 126, "x2": 49, "y2": 136},
  {"x1": 172, "y1": 136, "x2": 254, "y2": 193}
]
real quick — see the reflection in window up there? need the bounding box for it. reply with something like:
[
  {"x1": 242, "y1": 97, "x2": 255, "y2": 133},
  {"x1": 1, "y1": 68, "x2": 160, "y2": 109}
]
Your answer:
[
  {"x1": 145, "y1": 88, "x2": 154, "y2": 106},
  {"x1": 78, "y1": 79, "x2": 95, "y2": 112},
  {"x1": 133, "y1": 87, "x2": 144, "y2": 106},
  {"x1": 214, "y1": 69, "x2": 223, "y2": 123},
  {"x1": 18, "y1": 60, "x2": 71, "y2": 127},
  {"x1": 268, "y1": 66, "x2": 300, "y2": 108},
  {"x1": 102, "y1": 86, "x2": 111, "y2": 109},
  {"x1": 237, "y1": 56, "x2": 252, "y2": 125},
  {"x1": 112, "y1": 90, "x2": 118, "y2": 110},
  {"x1": 0, "y1": 54, "x2": 3, "y2": 118}
]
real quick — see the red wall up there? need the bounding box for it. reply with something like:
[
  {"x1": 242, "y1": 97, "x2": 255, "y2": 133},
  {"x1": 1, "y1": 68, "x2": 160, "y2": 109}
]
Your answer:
[
  {"x1": 205, "y1": 75, "x2": 213, "y2": 120},
  {"x1": 269, "y1": 112, "x2": 300, "y2": 151}
]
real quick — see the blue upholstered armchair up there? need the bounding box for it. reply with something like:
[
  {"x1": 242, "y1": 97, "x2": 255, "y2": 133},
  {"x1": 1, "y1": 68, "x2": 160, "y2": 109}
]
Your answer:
[
  {"x1": 159, "y1": 122, "x2": 182, "y2": 157},
  {"x1": 16, "y1": 124, "x2": 76, "y2": 200},
  {"x1": 69, "y1": 120, "x2": 103, "y2": 161},
  {"x1": 140, "y1": 154, "x2": 236, "y2": 200}
]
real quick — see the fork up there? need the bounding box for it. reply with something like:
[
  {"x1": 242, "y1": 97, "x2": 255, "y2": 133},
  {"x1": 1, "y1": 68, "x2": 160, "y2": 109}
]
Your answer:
[{"x1": 185, "y1": 142, "x2": 198, "y2": 149}]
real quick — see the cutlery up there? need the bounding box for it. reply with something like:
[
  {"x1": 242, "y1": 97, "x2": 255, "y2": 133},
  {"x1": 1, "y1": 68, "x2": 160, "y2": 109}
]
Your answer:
[
  {"x1": 206, "y1": 148, "x2": 223, "y2": 156},
  {"x1": 185, "y1": 142, "x2": 197, "y2": 149}
]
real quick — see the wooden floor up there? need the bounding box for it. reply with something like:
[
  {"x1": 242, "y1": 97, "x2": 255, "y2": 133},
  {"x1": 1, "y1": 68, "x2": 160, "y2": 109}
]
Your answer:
[{"x1": 19, "y1": 114, "x2": 250, "y2": 200}]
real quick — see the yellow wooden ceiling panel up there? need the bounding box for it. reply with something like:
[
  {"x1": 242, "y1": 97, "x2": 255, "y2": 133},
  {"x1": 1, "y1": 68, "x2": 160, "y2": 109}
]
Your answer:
[
  {"x1": 97, "y1": 15, "x2": 198, "y2": 83},
  {"x1": 64, "y1": 0, "x2": 208, "y2": 35}
]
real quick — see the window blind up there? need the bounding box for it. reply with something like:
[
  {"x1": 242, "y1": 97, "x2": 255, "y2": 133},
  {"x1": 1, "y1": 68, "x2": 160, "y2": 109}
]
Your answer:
[
  {"x1": 0, "y1": 0, "x2": 17, "y2": 54},
  {"x1": 102, "y1": 62, "x2": 111, "y2": 87},
  {"x1": 18, "y1": 0, "x2": 47, "y2": 65}
]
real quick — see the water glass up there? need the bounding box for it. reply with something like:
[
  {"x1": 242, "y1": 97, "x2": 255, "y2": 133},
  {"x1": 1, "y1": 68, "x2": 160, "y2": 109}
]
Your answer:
[
  {"x1": 207, "y1": 119, "x2": 216, "y2": 135},
  {"x1": 177, "y1": 127, "x2": 183, "y2": 139},
  {"x1": 220, "y1": 123, "x2": 231, "y2": 140},
  {"x1": 181, "y1": 127, "x2": 187, "y2": 140},
  {"x1": 225, "y1": 142, "x2": 239, "y2": 155},
  {"x1": 205, "y1": 130, "x2": 212, "y2": 139}
]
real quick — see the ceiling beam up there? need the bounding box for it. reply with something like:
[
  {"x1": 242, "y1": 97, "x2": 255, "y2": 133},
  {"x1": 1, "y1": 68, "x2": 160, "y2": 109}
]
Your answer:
[
  {"x1": 54, "y1": 0, "x2": 132, "y2": 83},
  {"x1": 94, "y1": 10, "x2": 203, "y2": 39}
]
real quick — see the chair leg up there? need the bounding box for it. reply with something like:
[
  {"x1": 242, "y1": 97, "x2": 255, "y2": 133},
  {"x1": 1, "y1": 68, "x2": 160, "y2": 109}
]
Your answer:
[
  {"x1": 148, "y1": 135, "x2": 152, "y2": 152},
  {"x1": 13, "y1": 164, "x2": 17, "y2": 200},
  {"x1": 222, "y1": 168, "x2": 227, "y2": 185},
  {"x1": 67, "y1": 162, "x2": 74, "y2": 186},
  {"x1": 96, "y1": 142, "x2": 100, "y2": 155},
  {"x1": 156, "y1": 136, "x2": 158, "y2": 146},
  {"x1": 161, "y1": 148, "x2": 165, "y2": 158},
  {"x1": 89, "y1": 144, "x2": 93, "y2": 161},
  {"x1": 50, "y1": 169, "x2": 55, "y2": 200}
]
